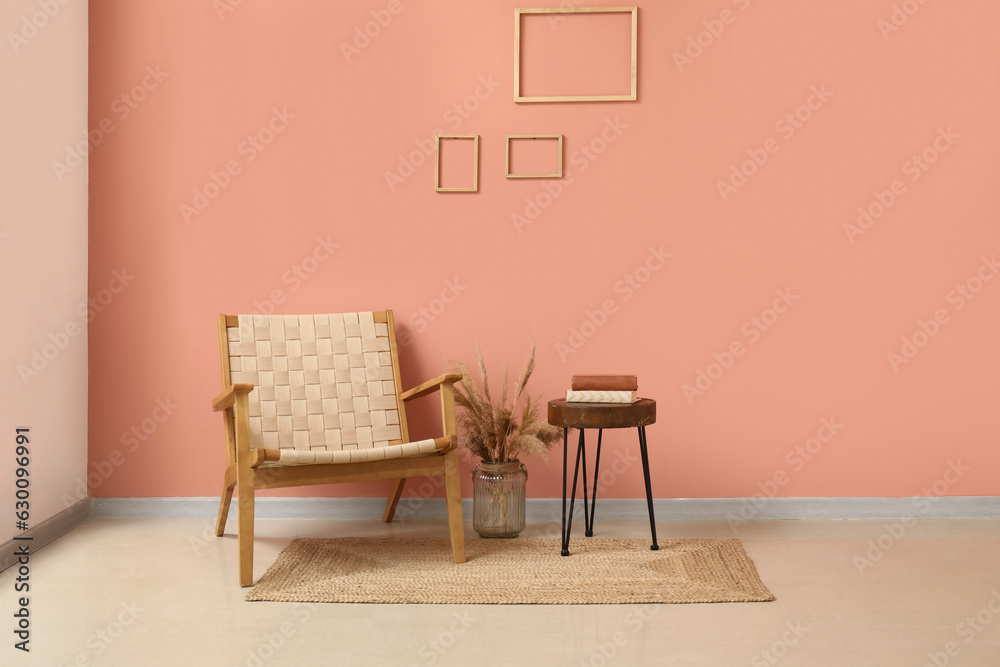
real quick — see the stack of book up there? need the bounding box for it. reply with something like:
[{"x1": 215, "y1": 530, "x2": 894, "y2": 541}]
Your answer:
[{"x1": 565, "y1": 374, "x2": 639, "y2": 404}]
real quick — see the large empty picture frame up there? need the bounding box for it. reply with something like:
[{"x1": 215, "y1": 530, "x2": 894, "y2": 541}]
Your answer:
[
  {"x1": 515, "y1": 7, "x2": 638, "y2": 103},
  {"x1": 505, "y1": 135, "x2": 563, "y2": 178},
  {"x1": 435, "y1": 135, "x2": 479, "y2": 192}
]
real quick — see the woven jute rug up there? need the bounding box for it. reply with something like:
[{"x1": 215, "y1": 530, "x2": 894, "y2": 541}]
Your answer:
[{"x1": 245, "y1": 538, "x2": 774, "y2": 604}]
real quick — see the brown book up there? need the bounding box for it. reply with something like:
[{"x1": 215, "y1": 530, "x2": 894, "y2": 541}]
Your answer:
[{"x1": 570, "y1": 374, "x2": 638, "y2": 391}]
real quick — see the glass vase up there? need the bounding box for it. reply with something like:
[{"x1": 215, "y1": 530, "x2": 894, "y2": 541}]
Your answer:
[{"x1": 472, "y1": 460, "x2": 527, "y2": 538}]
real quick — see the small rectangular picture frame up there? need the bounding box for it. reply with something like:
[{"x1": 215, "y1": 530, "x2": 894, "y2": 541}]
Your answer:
[
  {"x1": 514, "y1": 6, "x2": 638, "y2": 103},
  {"x1": 505, "y1": 134, "x2": 563, "y2": 179},
  {"x1": 435, "y1": 134, "x2": 480, "y2": 192}
]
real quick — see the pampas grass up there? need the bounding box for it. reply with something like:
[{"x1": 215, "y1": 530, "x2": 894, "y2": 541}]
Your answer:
[{"x1": 450, "y1": 342, "x2": 562, "y2": 463}]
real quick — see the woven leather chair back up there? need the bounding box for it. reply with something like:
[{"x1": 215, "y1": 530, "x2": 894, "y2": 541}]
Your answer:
[{"x1": 224, "y1": 312, "x2": 407, "y2": 454}]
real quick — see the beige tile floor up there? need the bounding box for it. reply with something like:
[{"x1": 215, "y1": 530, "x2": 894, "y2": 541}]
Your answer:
[{"x1": 2, "y1": 517, "x2": 999, "y2": 666}]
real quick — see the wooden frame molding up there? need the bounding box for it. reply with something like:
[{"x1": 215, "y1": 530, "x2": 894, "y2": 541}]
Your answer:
[
  {"x1": 435, "y1": 134, "x2": 480, "y2": 192},
  {"x1": 505, "y1": 134, "x2": 564, "y2": 178},
  {"x1": 514, "y1": 6, "x2": 638, "y2": 103}
]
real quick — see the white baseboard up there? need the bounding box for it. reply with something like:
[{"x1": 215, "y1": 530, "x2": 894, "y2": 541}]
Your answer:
[
  {"x1": 90, "y1": 496, "x2": 1000, "y2": 522},
  {"x1": 5, "y1": 495, "x2": 994, "y2": 574}
]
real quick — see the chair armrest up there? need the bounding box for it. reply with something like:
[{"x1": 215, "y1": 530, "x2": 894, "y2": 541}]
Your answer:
[
  {"x1": 212, "y1": 383, "x2": 254, "y2": 411},
  {"x1": 400, "y1": 373, "x2": 463, "y2": 402}
]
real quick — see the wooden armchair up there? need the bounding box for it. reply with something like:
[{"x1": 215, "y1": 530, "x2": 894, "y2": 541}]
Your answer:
[{"x1": 212, "y1": 311, "x2": 465, "y2": 586}]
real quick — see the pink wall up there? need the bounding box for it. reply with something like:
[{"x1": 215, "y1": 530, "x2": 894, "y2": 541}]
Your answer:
[
  {"x1": 3, "y1": 0, "x2": 89, "y2": 536},
  {"x1": 88, "y1": 0, "x2": 1000, "y2": 501}
]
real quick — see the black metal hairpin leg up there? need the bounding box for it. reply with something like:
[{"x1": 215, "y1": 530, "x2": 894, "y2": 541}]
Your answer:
[
  {"x1": 638, "y1": 426, "x2": 659, "y2": 551},
  {"x1": 561, "y1": 428, "x2": 568, "y2": 556},
  {"x1": 562, "y1": 428, "x2": 586, "y2": 556},
  {"x1": 586, "y1": 429, "x2": 603, "y2": 537},
  {"x1": 580, "y1": 431, "x2": 589, "y2": 536}
]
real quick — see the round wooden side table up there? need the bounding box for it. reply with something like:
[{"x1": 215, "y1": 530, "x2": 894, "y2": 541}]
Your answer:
[{"x1": 547, "y1": 398, "x2": 659, "y2": 556}]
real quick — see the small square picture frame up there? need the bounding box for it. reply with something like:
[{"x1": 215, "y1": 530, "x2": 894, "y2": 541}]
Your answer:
[
  {"x1": 505, "y1": 134, "x2": 564, "y2": 179},
  {"x1": 435, "y1": 135, "x2": 480, "y2": 193}
]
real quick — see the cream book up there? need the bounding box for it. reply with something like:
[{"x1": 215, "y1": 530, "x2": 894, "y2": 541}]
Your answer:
[{"x1": 565, "y1": 390, "x2": 639, "y2": 404}]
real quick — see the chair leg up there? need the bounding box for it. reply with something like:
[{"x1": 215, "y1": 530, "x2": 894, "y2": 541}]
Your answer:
[
  {"x1": 215, "y1": 481, "x2": 236, "y2": 537},
  {"x1": 442, "y1": 450, "x2": 465, "y2": 563},
  {"x1": 215, "y1": 464, "x2": 237, "y2": 536},
  {"x1": 237, "y1": 466, "x2": 256, "y2": 587},
  {"x1": 383, "y1": 478, "x2": 406, "y2": 522}
]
